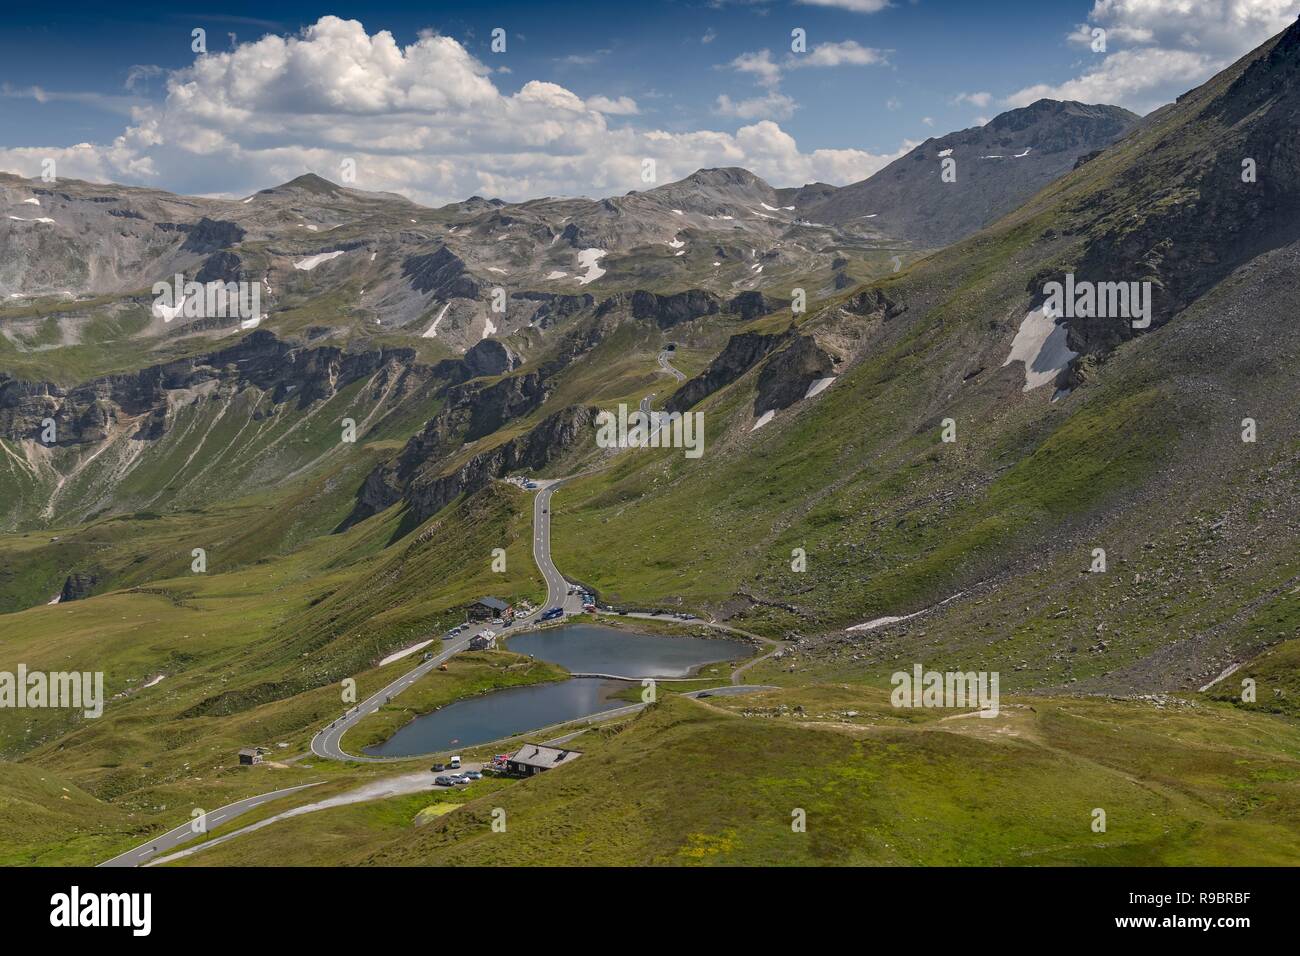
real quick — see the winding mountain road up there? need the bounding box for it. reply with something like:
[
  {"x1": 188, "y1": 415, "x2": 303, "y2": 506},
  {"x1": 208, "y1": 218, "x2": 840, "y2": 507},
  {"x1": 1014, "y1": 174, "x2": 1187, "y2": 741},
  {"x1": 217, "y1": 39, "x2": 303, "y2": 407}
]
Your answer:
[
  {"x1": 658, "y1": 349, "x2": 687, "y2": 382},
  {"x1": 310, "y1": 482, "x2": 575, "y2": 763}
]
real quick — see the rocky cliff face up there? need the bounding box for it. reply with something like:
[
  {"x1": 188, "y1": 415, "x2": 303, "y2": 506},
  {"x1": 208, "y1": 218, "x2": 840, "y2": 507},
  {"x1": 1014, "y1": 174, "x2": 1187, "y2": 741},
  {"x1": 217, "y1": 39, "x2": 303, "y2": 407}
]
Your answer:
[
  {"x1": 667, "y1": 329, "x2": 793, "y2": 413},
  {"x1": 512, "y1": 292, "x2": 594, "y2": 329},
  {"x1": 754, "y1": 333, "x2": 841, "y2": 415},
  {"x1": 727, "y1": 291, "x2": 783, "y2": 322},
  {"x1": 0, "y1": 330, "x2": 464, "y2": 529},
  {"x1": 345, "y1": 294, "x2": 655, "y2": 528},
  {"x1": 347, "y1": 369, "x2": 552, "y2": 524},
  {"x1": 402, "y1": 405, "x2": 598, "y2": 524},
  {"x1": 58, "y1": 571, "x2": 98, "y2": 602},
  {"x1": 0, "y1": 330, "x2": 431, "y2": 447},
  {"x1": 402, "y1": 246, "x2": 482, "y2": 300},
  {"x1": 593, "y1": 287, "x2": 783, "y2": 331},
  {"x1": 181, "y1": 217, "x2": 246, "y2": 253},
  {"x1": 596, "y1": 289, "x2": 721, "y2": 329},
  {"x1": 462, "y1": 338, "x2": 523, "y2": 378},
  {"x1": 842, "y1": 287, "x2": 907, "y2": 321}
]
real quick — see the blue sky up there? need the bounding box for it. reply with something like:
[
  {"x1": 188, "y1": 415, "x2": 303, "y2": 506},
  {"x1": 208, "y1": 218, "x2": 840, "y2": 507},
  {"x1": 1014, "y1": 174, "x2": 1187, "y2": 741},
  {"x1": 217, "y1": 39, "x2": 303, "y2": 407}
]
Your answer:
[{"x1": 1, "y1": 0, "x2": 1295, "y2": 202}]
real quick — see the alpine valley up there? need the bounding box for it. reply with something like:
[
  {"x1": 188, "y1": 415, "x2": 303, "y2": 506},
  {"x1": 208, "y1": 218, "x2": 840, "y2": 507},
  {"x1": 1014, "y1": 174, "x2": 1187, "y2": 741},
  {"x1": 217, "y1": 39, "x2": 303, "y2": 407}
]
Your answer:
[{"x1": 2, "y1": 19, "x2": 1300, "y2": 869}]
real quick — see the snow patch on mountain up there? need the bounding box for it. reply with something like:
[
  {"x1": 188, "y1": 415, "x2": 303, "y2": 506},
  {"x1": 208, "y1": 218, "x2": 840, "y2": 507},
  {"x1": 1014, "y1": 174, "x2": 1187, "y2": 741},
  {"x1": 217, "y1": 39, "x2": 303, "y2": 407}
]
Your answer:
[
  {"x1": 805, "y1": 376, "x2": 835, "y2": 399},
  {"x1": 576, "y1": 248, "x2": 607, "y2": 285},
  {"x1": 294, "y1": 250, "x2": 345, "y2": 271},
  {"x1": 1003, "y1": 306, "x2": 1078, "y2": 391},
  {"x1": 423, "y1": 302, "x2": 450, "y2": 338}
]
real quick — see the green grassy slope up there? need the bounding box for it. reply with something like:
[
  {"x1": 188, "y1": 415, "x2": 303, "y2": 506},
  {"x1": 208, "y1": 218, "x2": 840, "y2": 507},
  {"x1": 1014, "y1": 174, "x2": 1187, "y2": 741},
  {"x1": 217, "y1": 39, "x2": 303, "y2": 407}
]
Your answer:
[
  {"x1": 0, "y1": 476, "x2": 546, "y2": 864},
  {"x1": 240, "y1": 692, "x2": 1300, "y2": 867}
]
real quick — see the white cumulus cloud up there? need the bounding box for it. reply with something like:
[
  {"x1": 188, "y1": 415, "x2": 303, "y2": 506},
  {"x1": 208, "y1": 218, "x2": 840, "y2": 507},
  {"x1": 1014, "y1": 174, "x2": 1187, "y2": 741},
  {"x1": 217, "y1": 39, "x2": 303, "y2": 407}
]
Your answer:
[
  {"x1": 586, "y1": 95, "x2": 639, "y2": 115},
  {"x1": 0, "y1": 16, "x2": 908, "y2": 202},
  {"x1": 794, "y1": 40, "x2": 888, "y2": 68},
  {"x1": 1008, "y1": 0, "x2": 1298, "y2": 114},
  {"x1": 715, "y1": 91, "x2": 798, "y2": 120}
]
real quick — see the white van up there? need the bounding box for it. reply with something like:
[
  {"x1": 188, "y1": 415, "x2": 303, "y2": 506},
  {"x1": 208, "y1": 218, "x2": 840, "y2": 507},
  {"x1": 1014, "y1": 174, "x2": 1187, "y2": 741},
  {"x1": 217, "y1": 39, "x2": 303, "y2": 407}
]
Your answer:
[{"x1": 449, "y1": 755, "x2": 462, "y2": 769}]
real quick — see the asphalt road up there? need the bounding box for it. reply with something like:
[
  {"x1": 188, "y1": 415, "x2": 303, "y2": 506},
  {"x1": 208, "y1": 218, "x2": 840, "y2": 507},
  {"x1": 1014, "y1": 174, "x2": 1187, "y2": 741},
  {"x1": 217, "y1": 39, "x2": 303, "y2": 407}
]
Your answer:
[
  {"x1": 310, "y1": 628, "x2": 479, "y2": 762},
  {"x1": 98, "y1": 782, "x2": 323, "y2": 868},
  {"x1": 658, "y1": 349, "x2": 687, "y2": 382},
  {"x1": 309, "y1": 478, "x2": 577, "y2": 763},
  {"x1": 532, "y1": 478, "x2": 582, "y2": 615},
  {"x1": 145, "y1": 764, "x2": 485, "y2": 867}
]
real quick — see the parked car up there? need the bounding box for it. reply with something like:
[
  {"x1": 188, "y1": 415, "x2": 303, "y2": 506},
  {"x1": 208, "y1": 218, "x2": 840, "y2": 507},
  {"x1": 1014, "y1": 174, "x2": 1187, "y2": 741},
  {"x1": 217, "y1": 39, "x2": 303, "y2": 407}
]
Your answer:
[
  {"x1": 451, "y1": 774, "x2": 471, "y2": 785},
  {"x1": 432, "y1": 762, "x2": 446, "y2": 772},
  {"x1": 464, "y1": 770, "x2": 483, "y2": 780},
  {"x1": 449, "y1": 755, "x2": 461, "y2": 769},
  {"x1": 434, "y1": 775, "x2": 456, "y2": 787},
  {"x1": 541, "y1": 607, "x2": 564, "y2": 621}
]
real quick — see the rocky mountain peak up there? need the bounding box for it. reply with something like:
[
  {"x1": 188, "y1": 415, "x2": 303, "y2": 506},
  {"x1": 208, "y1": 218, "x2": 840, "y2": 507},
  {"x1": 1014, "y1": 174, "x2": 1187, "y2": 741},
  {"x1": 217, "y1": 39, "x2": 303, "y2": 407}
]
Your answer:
[{"x1": 269, "y1": 173, "x2": 347, "y2": 196}]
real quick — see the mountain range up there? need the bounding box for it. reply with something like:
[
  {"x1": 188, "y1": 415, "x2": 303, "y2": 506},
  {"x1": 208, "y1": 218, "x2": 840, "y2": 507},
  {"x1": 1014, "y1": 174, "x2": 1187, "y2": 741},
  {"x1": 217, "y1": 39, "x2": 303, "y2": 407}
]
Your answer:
[{"x1": 3, "y1": 19, "x2": 1300, "y2": 868}]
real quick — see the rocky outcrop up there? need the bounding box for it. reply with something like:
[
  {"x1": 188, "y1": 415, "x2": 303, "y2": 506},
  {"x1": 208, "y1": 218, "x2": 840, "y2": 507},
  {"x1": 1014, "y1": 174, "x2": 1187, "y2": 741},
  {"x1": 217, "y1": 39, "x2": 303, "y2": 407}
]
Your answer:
[
  {"x1": 842, "y1": 287, "x2": 906, "y2": 320},
  {"x1": 1073, "y1": 148, "x2": 1105, "y2": 170},
  {"x1": 513, "y1": 292, "x2": 594, "y2": 328},
  {"x1": 726, "y1": 291, "x2": 780, "y2": 321},
  {"x1": 754, "y1": 333, "x2": 840, "y2": 415},
  {"x1": 345, "y1": 297, "x2": 653, "y2": 529},
  {"x1": 58, "y1": 571, "x2": 98, "y2": 602},
  {"x1": 195, "y1": 250, "x2": 246, "y2": 284},
  {"x1": 402, "y1": 405, "x2": 598, "y2": 524},
  {"x1": 347, "y1": 370, "x2": 551, "y2": 524},
  {"x1": 181, "y1": 217, "x2": 246, "y2": 253},
  {"x1": 596, "y1": 289, "x2": 721, "y2": 329},
  {"x1": 402, "y1": 246, "x2": 481, "y2": 299},
  {"x1": 463, "y1": 338, "x2": 522, "y2": 378},
  {"x1": 667, "y1": 329, "x2": 792, "y2": 413}
]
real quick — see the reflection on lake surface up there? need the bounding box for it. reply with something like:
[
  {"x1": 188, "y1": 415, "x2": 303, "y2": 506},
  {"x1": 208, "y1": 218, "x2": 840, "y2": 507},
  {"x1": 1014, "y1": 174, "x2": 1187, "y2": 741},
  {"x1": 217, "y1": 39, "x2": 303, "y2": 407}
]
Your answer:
[
  {"x1": 362, "y1": 677, "x2": 626, "y2": 758},
  {"x1": 362, "y1": 623, "x2": 748, "y2": 758},
  {"x1": 507, "y1": 622, "x2": 745, "y2": 678}
]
